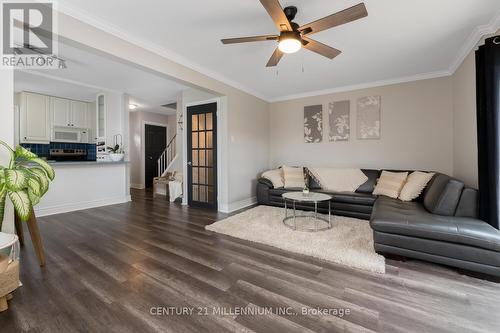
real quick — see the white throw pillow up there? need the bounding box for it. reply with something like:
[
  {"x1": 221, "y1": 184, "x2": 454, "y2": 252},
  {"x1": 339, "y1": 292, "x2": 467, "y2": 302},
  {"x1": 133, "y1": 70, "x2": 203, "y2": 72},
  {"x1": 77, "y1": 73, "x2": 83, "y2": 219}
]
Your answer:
[
  {"x1": 308, "y1": 168, "x2": 368, "y2": 192},
  {"x1": 373, "y1": 171, "x2": 408, "y2": 198},
  {"x1": 399, "y1": 171, "x2": 435, "y2": 201},
  {"x1": 282, "y1": 166, "x2": 305, "y2": 188},
  {"x1": 261, "y1": 169, "x2": 284, "y2": 188}
]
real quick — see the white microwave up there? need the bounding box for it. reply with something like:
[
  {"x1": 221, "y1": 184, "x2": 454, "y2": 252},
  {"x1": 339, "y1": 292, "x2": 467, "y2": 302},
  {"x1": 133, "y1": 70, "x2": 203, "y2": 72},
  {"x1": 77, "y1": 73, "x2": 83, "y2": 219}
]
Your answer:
[{"x1": 51, "y1": 127, "x2": 90, "y2": 143}]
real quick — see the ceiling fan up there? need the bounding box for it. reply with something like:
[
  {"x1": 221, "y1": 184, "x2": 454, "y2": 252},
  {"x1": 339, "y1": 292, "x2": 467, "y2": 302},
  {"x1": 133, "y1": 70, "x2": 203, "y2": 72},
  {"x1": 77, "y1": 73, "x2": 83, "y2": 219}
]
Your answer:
[{"x1": 221, "y1": 0, "x2": 368, "y2": 67}]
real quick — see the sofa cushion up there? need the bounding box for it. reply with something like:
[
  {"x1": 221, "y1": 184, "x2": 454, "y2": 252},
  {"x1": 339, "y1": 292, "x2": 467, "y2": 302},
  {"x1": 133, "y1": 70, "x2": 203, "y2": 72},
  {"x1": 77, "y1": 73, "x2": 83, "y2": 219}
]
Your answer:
[
  {"x1": 282, "y1": 166, "x2": 305, "y2": 188},
  {"x1": 268, "y1": 188, "x2": 376, "y2": 206},
  {"x1": 371, "y1": 196, "x2": 500, "y2": 252},
  {"x1": 323, "y1": 191, "x2": 377, "y2": 206},
  {"x1": 373, "y1": 171, "x2": 408, "y2": 198},
  {"x1": 356, "y1": 169, "x2": 380, "y2": 193},
  {"x1": 423, "y1": 174, "x2": 464, "y2": 216},
  {"x1": 455, "y1": 187, "x2": 479, "y2": 218},
  {"x1": 261, "y1": 169, "x2": 284, "y2": 188},
  {"x1": 399, "y1": 171, "x2": 435, "y2": 202}
]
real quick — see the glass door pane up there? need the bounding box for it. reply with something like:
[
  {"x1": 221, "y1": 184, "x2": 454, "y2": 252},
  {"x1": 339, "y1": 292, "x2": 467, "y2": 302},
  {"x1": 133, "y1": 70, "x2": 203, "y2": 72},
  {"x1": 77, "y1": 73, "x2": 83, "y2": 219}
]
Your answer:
[{"x1": 187, "y1": 102, "x2": 217, "y2": 209}]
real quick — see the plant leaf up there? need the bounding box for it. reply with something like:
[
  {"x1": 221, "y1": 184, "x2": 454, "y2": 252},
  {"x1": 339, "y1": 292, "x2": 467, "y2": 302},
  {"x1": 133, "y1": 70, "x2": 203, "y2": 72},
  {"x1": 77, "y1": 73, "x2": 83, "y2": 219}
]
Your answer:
[
  {"x1": 28, "y1": 177, "x2": 41, "y2": 196},
  {"x1": 14, "y1": 145, "x2": 37, "y2": 160},
  {"x1": 30, "y1": 158, "x2": 55, "y2": 180},
  {"x1": 8, "y1": 190, "x2": 31, "y2": 221},
  {"x1": 28, "y1": 188, "x2": 40, "y2": 206},
  {"x1": 5, "y1": 169, "x2": 28, "y2": 191},
  {"x1": 0, "y1": 190, "x2": 6, "y2": 231},
  {"x1": 29, "y1": 168, "x2": 49, "y2": 195}
]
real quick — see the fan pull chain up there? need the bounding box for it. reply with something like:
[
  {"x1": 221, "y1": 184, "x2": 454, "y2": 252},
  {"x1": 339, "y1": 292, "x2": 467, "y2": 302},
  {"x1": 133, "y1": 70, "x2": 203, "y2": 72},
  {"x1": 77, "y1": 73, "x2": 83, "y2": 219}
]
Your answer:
[{"x1": 301, "y1": 50, "x2": 305, "y2": 73}]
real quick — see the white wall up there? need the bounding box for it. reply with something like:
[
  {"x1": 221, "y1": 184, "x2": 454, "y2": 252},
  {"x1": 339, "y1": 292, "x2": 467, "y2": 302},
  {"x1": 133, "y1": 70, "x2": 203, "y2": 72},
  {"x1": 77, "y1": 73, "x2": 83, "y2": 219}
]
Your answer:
[
  {"x1": 129, "y1": 110, "x2": 171, "y2": 188},
  {"x1": 0, "y1": 69, "x2": 15, "y2": 233},
  {"x1": 35, "y1": 163, "x2": 129, "y2": 216},
  {"x1": 269, "y1": 77, "x2": 454, "y2": 175}
]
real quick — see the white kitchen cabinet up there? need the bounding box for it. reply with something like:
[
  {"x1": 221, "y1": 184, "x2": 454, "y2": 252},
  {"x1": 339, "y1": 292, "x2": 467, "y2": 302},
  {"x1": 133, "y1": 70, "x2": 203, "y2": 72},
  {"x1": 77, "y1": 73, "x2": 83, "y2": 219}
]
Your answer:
[
  {"x1": 71, "y1": 101, "x2": 89, "y2": 128},
  {"x1": 96, "y1": 94, "x2": 105, "y2": 139},
  {"x1": 51, "y1": 97, "x2": 72, "y2": 127},
  {"x1": 20, "y1": 92, "x2": 50, "y2": 144}
]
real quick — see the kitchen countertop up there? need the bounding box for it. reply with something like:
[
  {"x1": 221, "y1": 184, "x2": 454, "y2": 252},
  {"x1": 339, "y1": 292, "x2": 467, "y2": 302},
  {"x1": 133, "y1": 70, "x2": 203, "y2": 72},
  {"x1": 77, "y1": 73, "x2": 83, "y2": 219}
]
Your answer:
[{"x1": 38, "y1": 160, "x2": 129, "y2": 167}]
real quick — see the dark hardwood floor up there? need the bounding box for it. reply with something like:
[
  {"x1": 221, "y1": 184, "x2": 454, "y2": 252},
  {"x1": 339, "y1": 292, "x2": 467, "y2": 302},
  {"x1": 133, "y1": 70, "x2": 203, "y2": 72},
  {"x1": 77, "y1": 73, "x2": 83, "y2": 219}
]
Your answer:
[{"x1": 1, "y1": 189, "x2": 499, "y2": 332}]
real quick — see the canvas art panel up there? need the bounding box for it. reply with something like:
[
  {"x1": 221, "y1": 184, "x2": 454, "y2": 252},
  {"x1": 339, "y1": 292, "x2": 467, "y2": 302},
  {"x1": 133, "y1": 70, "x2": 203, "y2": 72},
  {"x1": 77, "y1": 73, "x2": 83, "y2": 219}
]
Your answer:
[
  {"x1": 328, "y1": 100, "x2": 350, "y2": 142},
  {"x1": 357, "y1": 96, "x2": 381, "y2": 139},
  {"x1": 304, "y1": 104, "x2": 323, "y2": 143}
]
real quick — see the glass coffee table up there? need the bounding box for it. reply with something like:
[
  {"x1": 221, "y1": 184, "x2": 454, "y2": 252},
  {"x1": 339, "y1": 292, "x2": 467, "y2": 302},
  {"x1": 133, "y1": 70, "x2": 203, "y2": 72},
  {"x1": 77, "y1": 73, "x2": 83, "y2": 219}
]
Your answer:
[{"x1": 282, "y1": 192, "x2": 333, "y2": 232}]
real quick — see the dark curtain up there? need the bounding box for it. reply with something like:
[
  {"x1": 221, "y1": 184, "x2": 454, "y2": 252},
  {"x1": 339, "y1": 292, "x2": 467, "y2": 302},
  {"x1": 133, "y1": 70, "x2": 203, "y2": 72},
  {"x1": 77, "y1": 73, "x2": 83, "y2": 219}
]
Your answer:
[{"x1": 476, "y1": 35, "x2": 500, "y2": 229}]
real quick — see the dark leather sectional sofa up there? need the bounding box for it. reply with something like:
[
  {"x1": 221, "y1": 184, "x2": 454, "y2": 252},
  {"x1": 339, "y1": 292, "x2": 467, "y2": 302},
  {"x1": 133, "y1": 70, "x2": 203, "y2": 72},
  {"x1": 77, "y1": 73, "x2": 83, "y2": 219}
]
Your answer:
[{"x1": 256, "y1": 169, "x2": 500, "y2": 277}]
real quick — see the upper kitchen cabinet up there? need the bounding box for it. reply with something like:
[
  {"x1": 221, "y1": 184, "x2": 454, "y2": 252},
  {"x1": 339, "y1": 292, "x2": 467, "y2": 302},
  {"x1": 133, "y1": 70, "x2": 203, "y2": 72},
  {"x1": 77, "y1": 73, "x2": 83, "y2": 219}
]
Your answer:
[
  {"x1": 50, "y1": 97, "x2": 89, "y2": 128},
  {"x1": 71, "y1": 101, "x2": 89, "y2": 128},
  {"x1": 51, "y1": 97, "x2": 72, "y2": 127},
  {"x1": 19, "y1": 92, "x2": 50, "y2": 144}
]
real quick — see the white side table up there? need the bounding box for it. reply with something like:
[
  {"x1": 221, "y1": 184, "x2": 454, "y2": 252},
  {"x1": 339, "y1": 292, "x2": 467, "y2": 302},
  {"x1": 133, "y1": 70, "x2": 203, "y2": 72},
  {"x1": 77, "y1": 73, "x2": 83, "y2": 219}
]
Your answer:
[
  {"x1": 0, "y1": 232, "x2": 20, "y2": 312},
  {"x1": 169, "y1": 180, "x2": 183, "y2": 203}
]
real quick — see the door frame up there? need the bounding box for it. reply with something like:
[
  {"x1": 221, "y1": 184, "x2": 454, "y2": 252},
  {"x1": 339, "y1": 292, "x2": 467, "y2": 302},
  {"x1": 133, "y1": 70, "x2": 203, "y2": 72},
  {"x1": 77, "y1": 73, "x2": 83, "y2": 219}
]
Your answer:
[
  {"x1": 183, "y1": 98, "x2": 222, "y2": 210},
  {"x1": 141, "y1": 120, "x2": 167, "y2": 188}
]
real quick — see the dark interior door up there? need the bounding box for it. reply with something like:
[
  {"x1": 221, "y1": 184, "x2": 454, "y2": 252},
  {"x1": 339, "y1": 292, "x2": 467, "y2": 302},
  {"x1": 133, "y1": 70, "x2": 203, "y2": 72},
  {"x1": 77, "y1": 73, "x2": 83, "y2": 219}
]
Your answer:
[
  {"x1": 187, "y1": 102, "x2": 217, "y2": 209},
  {"x1": 145, "y1": 124, "x2": 166, "y2": 188}
]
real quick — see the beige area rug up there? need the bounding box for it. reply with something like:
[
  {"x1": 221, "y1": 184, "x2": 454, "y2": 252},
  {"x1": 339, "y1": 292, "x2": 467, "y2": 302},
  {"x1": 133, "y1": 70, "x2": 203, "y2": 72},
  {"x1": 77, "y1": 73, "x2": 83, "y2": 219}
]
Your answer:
[{"x1": 206, "y1": 205, "x2": 385, "y2": 274}]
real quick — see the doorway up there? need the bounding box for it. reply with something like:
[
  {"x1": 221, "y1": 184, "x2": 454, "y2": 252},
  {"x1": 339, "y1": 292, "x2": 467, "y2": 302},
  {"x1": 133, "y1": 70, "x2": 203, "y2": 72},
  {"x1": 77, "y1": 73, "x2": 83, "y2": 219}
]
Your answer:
[
  {"x1": 144, "y1": 124, "x2": 166, "y2": 188},
  {"x1": 187, "y1": 102, "x2": 217, "y2": 209}
]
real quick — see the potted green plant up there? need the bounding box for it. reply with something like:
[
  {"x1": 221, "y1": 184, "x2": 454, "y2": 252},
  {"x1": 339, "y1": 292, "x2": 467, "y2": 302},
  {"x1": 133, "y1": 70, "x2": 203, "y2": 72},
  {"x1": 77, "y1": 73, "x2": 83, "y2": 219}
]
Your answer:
[
  {"x1": 107, "y1": 144, "x2": 124, "y2": 162},
  {"x1": 0, "y1": 141, "x2": 55, "y2": 230}
]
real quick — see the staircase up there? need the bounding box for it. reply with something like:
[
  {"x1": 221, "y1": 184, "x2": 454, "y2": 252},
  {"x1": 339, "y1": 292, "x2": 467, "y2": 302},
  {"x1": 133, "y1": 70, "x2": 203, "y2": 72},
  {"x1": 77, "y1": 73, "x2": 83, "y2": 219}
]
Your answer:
[{"x1": 157, "y1": 134, "x2": 177, "y2": 177}]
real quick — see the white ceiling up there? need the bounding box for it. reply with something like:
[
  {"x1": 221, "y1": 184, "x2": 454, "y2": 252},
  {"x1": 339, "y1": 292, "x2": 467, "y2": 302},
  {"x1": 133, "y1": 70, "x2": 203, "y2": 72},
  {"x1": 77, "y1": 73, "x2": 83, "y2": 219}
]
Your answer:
[
  {"x1": 58, "y1": 0, "x2": 500, "y2": 101},
  {"x1": 15, "y1": 41, "x2": 187, "y2": 114},
  {"x1": 15, "y1": 70, "x2": 101, "y2": 101}
]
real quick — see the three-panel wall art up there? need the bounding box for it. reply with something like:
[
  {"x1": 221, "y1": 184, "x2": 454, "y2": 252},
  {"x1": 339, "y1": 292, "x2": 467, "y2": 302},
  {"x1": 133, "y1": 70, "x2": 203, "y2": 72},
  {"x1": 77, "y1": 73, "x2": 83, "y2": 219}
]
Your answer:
[{"x1": 304, "y1": 96, "x2": 381, "y2": 143}]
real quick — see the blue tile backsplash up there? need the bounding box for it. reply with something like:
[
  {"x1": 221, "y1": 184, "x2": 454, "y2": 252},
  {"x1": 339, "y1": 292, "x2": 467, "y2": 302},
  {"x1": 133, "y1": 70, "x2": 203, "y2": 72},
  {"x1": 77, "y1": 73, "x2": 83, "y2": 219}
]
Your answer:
[{"x1": 21, "y1": 143, "x2": 97, "y2": 161}]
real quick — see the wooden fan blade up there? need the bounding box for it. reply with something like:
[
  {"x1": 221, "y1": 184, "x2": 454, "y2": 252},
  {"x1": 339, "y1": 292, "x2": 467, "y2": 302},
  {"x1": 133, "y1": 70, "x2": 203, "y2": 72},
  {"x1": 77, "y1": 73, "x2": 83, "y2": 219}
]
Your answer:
[
  {"x1": 266, "y1": 47, "x2": 284, "y2": 67},
  {"x1": 221, "y1": 35, "x2": 278, "y2": 44},
  {"x1": 299, "y1": 3, "x2": 368, "y2": 35},
  {"x1": 302, "y1": 37, "x2": 341, "y2": 59},
  {"x1": 259, "y1": 0, "x2": 293, "y2": 32}
]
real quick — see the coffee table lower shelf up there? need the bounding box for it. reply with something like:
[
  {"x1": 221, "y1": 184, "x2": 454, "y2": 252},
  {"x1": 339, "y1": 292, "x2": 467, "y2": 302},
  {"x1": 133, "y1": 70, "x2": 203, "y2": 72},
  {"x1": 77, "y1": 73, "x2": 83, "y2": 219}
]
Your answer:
[{"x1": 282, "y1": 192, "x2": 332, "y2": 232}]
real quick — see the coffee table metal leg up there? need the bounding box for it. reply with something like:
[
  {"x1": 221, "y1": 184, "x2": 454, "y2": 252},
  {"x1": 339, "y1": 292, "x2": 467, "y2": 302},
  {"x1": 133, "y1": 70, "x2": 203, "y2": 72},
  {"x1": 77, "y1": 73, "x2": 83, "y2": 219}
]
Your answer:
[
  {"x1": 328, "y1": 200, "x2": 331, "y2": 228},
  {"x1": 315, "y1": 201, "x2": 318, "y2": 231},
  {"x1": 293, "y1": 200, "x2": 296, "y2": 230},
  {"x1": 284, "y1": 199, "x2": 287, "y2": 218}
]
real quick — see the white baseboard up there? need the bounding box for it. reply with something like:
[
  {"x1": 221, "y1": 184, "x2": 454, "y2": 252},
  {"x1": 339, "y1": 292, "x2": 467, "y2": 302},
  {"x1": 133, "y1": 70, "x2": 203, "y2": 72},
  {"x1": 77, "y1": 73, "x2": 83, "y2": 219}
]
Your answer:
[
  {"x1": 35, "y1": 195, "x2": 132, "y2": 217},
  {"x1": 219, "y1": 196, "x2": 257, "y2": 213},
  {"x1": 130, "y1": 183, "x2": 145, "y2": 189}
]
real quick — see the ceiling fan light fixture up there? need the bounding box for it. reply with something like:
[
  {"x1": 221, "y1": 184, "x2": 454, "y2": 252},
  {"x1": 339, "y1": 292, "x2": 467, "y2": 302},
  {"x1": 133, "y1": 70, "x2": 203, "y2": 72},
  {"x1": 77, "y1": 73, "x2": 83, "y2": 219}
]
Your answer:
[{"x1": 278, "y1": 31, "x2": 301, "y2": 54}]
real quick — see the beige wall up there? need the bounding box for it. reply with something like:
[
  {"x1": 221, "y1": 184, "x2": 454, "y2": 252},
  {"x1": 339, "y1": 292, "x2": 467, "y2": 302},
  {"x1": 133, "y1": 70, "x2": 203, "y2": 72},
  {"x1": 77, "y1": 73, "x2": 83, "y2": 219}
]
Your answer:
[
  {"x1": 129, "y1": 110, "x2": 172, "y2": 188},
  {"x1": 451, "y1": 27, "x2": 500, "y2": 187},
  {"x1": 452, "y1": 52, "x2": 477, "y2": 187},
  {"x1": 57, "y1": 12, "x2": 269, "y2": 211},
  {"x1": 269, "y1": 77, "x2": 454, "y2": 175}
]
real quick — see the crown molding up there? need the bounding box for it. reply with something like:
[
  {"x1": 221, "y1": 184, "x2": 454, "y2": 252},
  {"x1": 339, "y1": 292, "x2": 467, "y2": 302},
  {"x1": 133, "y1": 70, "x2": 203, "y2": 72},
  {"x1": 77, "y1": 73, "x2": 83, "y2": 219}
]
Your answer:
[
  {"x1": 448, "y1": 11, "x2": 500, "y2": 74},
  {"x1": 268, "y1": 70, "x2": 451, "y2": 102},
  {"x1": 17, "y1": 69, "x2": 123, "y2": 95},
  {"x1": 54, "y1": 3, "x2": 499, "y2": 104},
  {"x1": 56, "y1": 3, "x2": 271, "y2": 102}
]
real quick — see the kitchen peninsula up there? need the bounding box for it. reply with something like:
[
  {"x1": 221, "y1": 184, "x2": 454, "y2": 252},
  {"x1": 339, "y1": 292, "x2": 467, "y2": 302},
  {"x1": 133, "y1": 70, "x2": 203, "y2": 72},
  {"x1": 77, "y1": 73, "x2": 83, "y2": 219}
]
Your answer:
[{"x1": 15, "y1": 90, "x2": 131, "y2": 216}]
